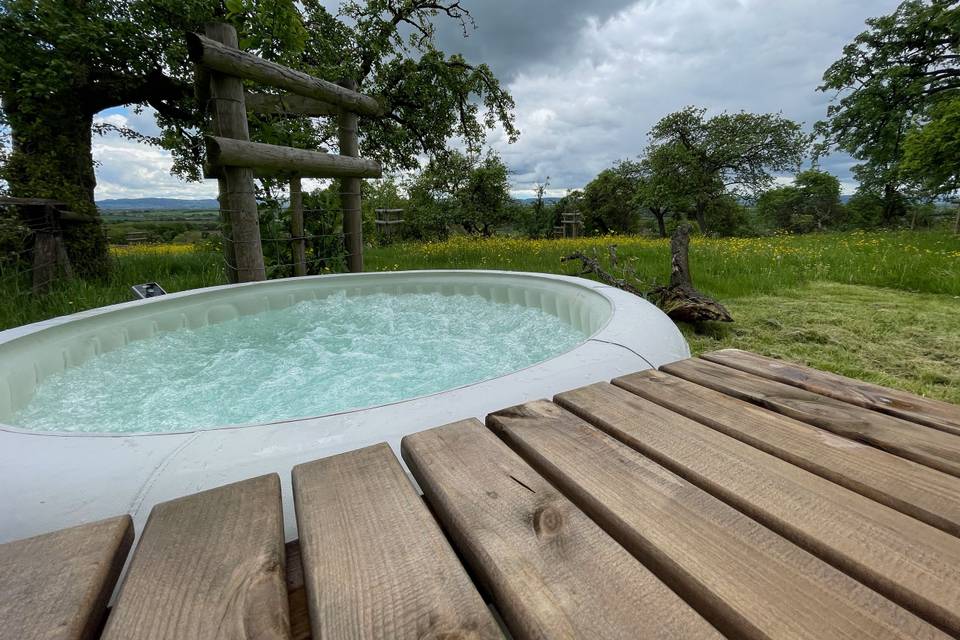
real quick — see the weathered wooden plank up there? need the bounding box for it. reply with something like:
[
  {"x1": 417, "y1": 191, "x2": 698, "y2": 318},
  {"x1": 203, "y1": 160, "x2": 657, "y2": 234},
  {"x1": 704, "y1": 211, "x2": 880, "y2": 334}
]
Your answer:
[
  {"x1": 0, "y1": 515, "x2": 132, "y2": 640},
  {"x1": 662, "y1": 357, "x2": 960, "y2": 477},
  {"x1": 292, "y1": 443, "x2": 501, "y2": 640},
  {"x1": 702, "y1": 349, "x2": 960, "y2": 436},
  {"x1": 205, "y1": 136, "x2": 382, "y2": 179},
  {"x1": 101, "y1": 474, "x2": 289, "y2": 640},
  {"x1": 401, "y1": 419, "x2": 722, "y2": 640},
  {"x1": 613, "y1": 369, "x2": 960, "y2": 536},
  {"x1": 488, "y1": 400, "x2": 949, "y2": 640},
  {"x1": 244, "y1": 91, "x2": 339, "y2": 117},
  {"x1": 553, "y1": 383, "x2": 960, "y2": 634},
  {"x1": 187, "y1": 33, "x2": 382, "y2": 116}
]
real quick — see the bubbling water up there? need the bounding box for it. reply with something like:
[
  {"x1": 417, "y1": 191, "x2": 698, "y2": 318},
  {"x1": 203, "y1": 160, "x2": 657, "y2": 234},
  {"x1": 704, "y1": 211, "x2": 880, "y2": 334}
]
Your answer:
[{"x1": 13, "y1": 291, "x2": 588, "y2": 433}]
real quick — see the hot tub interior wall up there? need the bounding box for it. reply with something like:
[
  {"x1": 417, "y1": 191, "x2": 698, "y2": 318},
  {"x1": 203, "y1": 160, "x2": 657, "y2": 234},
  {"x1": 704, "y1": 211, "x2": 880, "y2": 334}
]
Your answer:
[{"x1": 0, "y1": 274, "x2": 612, "y2": 423}]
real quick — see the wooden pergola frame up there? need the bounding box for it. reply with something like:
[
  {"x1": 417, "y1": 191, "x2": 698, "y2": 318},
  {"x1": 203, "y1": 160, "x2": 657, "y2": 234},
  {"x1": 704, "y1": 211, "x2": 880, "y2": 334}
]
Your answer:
[{"x1": 188, "y1": 24, "x2": 383, "y2": 282}]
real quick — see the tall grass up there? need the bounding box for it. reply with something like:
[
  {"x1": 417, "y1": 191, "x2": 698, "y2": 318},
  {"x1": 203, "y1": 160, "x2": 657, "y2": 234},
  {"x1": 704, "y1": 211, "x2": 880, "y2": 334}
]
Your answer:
[
  {"x1": 0, "y1": 245, "x2": 223, "y2": 330},
  {"x1": 366, "y1": 230, "x2": 960, "y2": 298}
]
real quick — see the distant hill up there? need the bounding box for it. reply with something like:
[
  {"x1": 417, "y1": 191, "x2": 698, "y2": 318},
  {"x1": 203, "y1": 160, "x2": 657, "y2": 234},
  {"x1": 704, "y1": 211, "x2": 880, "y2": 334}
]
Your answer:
[
  {"x1": 97, "y1": 198, "x2": 219, "y2": 210},
  {"x1": 515, "y1": 197, "x2": 563, "y2": 205}
]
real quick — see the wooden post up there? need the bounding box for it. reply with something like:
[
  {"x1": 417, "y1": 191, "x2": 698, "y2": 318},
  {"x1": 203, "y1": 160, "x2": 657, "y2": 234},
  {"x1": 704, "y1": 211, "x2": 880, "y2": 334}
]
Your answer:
[
  {"x1": 290, "y1": 176, "x2": 307, "y2": 277},
  {"x1": 205, "y1": 23, "x2": 266, "y2": 283},
  {"x1": 338, "y1": 79, "x2": 363, "y2": 273}
]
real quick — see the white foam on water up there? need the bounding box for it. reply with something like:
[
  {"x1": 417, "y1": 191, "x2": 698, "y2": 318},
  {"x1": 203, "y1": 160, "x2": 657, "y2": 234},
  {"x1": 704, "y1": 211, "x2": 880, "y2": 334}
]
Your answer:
[{"x1": 13, "y1": 291, "x2": 587, "y2": 433}]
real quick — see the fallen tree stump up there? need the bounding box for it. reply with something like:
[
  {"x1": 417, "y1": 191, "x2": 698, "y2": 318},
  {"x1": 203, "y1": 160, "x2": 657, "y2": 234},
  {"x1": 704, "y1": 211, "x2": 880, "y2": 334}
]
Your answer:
[
  {"x1": 563, "y1": 224, "x2": 732, "y2": 324},
  {"x1": 650, "y1": 224, "x2": 732, "y2": 323}
]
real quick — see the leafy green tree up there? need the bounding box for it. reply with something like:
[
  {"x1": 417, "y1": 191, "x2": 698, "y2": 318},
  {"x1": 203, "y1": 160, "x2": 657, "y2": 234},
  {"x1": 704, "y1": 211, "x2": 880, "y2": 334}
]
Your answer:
[
  {"x1": 517, "y1": 178, "x2": 556, "y2": 239},
  {"x1": 817, "y1": 0, "x2": 960, "y2": 224},
  {"x1": 630, "y1": 147, "x2": 694, "y2": 238},
  {"x1": 757, "y1": 169, "x2": 844, "y2": 232},
  {"x1": 902, "y1": 96, "x2": 960, "y2": 195},
  {"x1": 405, "y1": 149, "x2": 511, "y2": 238},
  {"x1": 0, "y1": 0, "x2": 517, "y2": 275},
  {"x1": 582, "y1": 165, "x2": 642, "y2": 234},
  {"x1": 647, "y1": 106, "x2": 808, "y2": 233}
]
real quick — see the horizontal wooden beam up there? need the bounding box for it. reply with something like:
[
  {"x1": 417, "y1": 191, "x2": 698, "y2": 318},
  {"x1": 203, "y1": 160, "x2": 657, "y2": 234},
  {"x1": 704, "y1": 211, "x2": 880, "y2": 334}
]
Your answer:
[
  {"x1": 244, "y1": 91, "x2": 339, "y2": 117},
  {"x1": 205, "y1": 136, "x2": 382, "y2": 179},
  {"x1": 187, "y1": 33, "x2": 382, "y2": 117},
  {"x1": 0, "y1": 196, "x2": 68, "y2": 207}
]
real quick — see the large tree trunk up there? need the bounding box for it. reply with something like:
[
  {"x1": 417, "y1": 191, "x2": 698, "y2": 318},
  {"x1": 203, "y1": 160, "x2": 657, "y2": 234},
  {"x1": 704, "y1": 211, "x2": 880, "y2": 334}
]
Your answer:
[
  {"x1": 5, "y1": 101, "x2": 109, "y2": 279},
  {"x1": 651, "y1": 207, "x2": 667, "y2": 238},
  {"x1": 694, "y1": 200, "x2": 709, "y2": 234}
]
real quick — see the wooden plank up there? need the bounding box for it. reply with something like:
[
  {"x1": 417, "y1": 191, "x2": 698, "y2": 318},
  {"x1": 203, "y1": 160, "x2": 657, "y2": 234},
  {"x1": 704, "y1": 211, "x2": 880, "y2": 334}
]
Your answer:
[
  {"x1": 552, "y1": 383, "x2": 960, "y2": 634},
  {"x1": 488, "y1": 400, "x2": 949, "y2": 640},
  {"x1": 662, "y1": 357, "x2": 960, "y2": 477},
  {"x1": 338, "y1": 78, "x2": 364, "y2": 273},
  {"x1": 613, "y1": 369, "x2": 960, "y2": 536},
  {"x1": 0, "y1": 515, "x2": 132, "y2": 640},
  {"x1": 187, "y1": 33, "x2": 382, "y2": 116},
  {"x1": 205, "y1": 135, "x2": 382, "y2": 179},
  {"x1": 204, "y1": 22, "x2": 265, "y2": 283},
  {"x1": 244, "y1": 91, "x2": 339, "y2": 117},
  {"x1": 292, "y1": 443, "x2": 501, "y2": 640},
  {"x1": 101, "y1": 474, "x2": 289, "y2": 640},
  {"x1": 401, "y1": 419, "x2": 722, "y2": 640},
  {"x1": 702, "y1": 349, "x2": 960, "y2": 436}
]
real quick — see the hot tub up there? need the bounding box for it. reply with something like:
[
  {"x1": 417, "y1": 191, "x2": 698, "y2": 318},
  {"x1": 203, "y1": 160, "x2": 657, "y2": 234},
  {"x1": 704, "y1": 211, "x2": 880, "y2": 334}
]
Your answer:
[{"x1": 0, "y1": 270, "x2": 688, "y2": 542}]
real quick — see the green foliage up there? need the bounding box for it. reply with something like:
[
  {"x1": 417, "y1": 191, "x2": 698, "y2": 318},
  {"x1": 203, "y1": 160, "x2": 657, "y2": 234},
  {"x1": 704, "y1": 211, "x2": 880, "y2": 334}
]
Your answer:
[
  {"x1": 647, "y1": 106, "x2": 808, "y2": 233},
  {"x1": 582, "y1": 166, "x2": 642, "y2": 234},
  {"x1": 405, "y1": 149, "x2": 512, "y2": 239},
  {"x1": 902, "y1": 96, "x2": 960, "y2": 194},
  {"x1": 817, "y1": 0, "x2": 960, "y2": 213},
  {"x1": 757, "y1": 169, "x2": 845, "y2": 232},
  {"x1": 516, "y1": 179, "x2": 557, "y2": 239}
]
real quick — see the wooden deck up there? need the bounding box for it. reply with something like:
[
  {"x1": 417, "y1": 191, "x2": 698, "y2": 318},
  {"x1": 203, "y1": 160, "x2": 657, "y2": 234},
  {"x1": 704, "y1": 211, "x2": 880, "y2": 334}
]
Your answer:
[{"x1": 2, "y1": 349, "x2": 959, "y2": 639}]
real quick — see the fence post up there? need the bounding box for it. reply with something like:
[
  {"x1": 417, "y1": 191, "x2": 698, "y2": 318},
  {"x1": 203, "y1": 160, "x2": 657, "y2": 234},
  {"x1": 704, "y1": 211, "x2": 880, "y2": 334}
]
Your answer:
[
  {"x1": 289, "y1": 176, "x2": 307, "y2": 276},
  {"x1": 338, "y1": 78, "x2": 363, "y2": 272},
  {"x1": 205, "y1": 22, "x2": 266, "y2": 282}
]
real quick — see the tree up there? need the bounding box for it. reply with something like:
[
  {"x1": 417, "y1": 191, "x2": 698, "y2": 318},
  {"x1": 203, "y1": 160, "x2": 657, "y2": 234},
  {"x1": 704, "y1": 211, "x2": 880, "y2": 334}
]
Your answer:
[
  {"x1": 631, "y1": 147, "x2": 693, "y2": 238},
  {"x1": 582, "y1": 165, "x2": 642, "y2": 234},
  {"x1": 405, "y1": 149, "x2": 511, "y2": 238},
  {"x1": 817, "y1": 0, "x2": 960, "y2": 224},
  {"x1": 647, "y1": 106, "x2": 808, "y2": 233},
  {"x1": 457, "y1": 151, "x2": 511, "y2": 236},
  {"x1": 0, "y1": 0, "x2": 517, "y2": 275},
  {"x1": 757, "y1": 169, "x2": 844, "y2": 232}
]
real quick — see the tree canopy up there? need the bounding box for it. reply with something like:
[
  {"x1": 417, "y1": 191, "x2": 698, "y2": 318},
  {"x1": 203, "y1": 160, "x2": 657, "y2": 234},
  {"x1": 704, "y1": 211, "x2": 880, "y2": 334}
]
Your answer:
[
  {"x1": 405, "y1": 149, "x2": 511, "y2": 238},
  {"x1": 646, "y1": 106, "x2": 808, "y2": 233},
  {"x1": 817, "y1": 0, "x2": 960, "y2": 220}
]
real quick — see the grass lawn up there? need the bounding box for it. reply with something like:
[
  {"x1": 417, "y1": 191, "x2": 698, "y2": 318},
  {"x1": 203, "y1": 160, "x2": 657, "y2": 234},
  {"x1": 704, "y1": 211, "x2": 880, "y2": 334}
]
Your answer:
[{"x1": 1, "y1": 230, "x2": 957, "y2": 402}]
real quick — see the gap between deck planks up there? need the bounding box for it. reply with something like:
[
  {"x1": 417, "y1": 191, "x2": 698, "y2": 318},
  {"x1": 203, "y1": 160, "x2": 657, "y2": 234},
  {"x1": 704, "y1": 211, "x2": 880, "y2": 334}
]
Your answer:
[
  {"x1": 661, "y1": 357, "x2": 960, "y2": 477},
  {"x1": 401, "y1": 418, "x2": 723, "y2": 640},
  {"x1": 487, "y1": 400, "x2": 950, "y2": 640},
  {"x1": 702, "y1": 348, "x2": 960, "y2": 437}
]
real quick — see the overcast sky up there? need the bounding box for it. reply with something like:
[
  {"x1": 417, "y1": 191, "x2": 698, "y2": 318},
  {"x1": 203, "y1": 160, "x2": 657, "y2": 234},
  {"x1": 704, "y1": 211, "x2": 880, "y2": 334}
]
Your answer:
[{"x1": 92, "y1": 0, "x2": 901, "y2": 200}]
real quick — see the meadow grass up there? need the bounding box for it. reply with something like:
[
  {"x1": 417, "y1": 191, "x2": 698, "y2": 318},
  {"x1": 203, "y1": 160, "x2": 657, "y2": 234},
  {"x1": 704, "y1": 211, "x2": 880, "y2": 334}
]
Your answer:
[
  {"x1": 0, "y1": 244, "x2": 223, "y2": 330},
  {"x1": 1, "y1": 230, "x2": 957, "y2": 402},
  {"x1": 365, "y1": 230, "x2": 960, "y2": 298}
]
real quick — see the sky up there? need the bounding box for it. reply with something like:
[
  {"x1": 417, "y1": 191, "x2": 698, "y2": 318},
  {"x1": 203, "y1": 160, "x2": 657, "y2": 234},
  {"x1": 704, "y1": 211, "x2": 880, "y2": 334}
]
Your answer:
[{"x1": 90, "y1": 0, "x2": 903, "y2": 200}]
